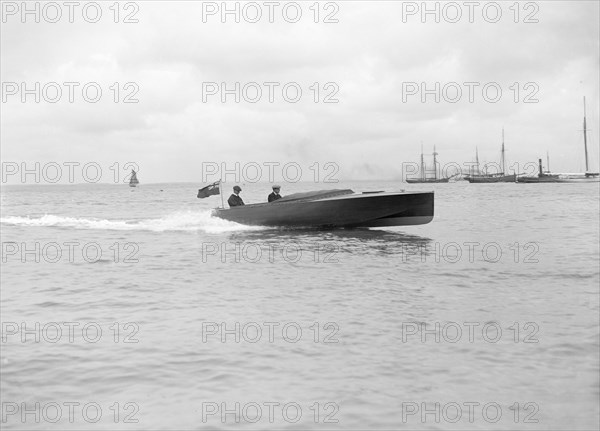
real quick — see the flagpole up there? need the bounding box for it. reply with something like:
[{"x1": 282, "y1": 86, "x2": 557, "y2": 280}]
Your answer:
[{"x1": 219, "y1": 180, "x2": 224, "y2": 209}]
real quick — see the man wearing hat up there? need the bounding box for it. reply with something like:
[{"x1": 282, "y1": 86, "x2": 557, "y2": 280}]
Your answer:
[
  {"x1": 268, "y1": 185, "x2": 283, "y2": 202},
  {"x1": 228, "y1": 185, "x2": 245, "y2": 207}
]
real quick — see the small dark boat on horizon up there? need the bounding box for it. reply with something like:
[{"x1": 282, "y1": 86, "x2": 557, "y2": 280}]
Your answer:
[
  {"x1": 129, "y1": 170, "x2": 139, "y2": 187},
  {"x1": 212, "y1": 189, "x2": 434, "y2": 228}
]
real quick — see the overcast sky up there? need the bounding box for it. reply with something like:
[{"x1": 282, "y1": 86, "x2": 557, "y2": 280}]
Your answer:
[{"x1": 1, "y1": 1, "x2": 599, "y2": 184}]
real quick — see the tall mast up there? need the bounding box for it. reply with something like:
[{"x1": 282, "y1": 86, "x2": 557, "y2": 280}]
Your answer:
[
  {"x1": 475, "y1": 147, "x2": 480, "y2": 174},
  {"x1": 546, "y1": 151, "x2": 550, "y2": 173},
  {"x1": 583, "y1": 96, "x2": 589, "y2": 172},
  {"x1": 501, "y1": 127, "x2": 506, "y2": 174},
  {"x1": 432, "y1": 145, "x2": 438, "y2": 180},
  {"x1": 420, "y1": 142, "x2": 425, "y2": 180}
]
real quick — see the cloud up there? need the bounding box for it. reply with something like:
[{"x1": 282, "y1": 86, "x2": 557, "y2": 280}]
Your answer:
[{"x1": 2, "y1": 1, "x2": 599, "y2": 183}]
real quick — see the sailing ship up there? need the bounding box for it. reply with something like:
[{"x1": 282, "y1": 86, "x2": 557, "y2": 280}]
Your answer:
[
  {"x1": 557, "y1": 97, "x2": 599, "y2": 181},
  {"x1": 462, "y1": 147, "x2": 482, "y2": 180},
  {"x1": 518, "y1": 97, "x2": 599, "y2": 183},
  {"x1": 406, "y1": 145, "x2": 450, "y2": 183},
  {"x1": 466, "y1": 128, "x2": 517, "y2": 183},
  {"x1": 129, "y1": 170, "x2": 139, "y2": 187}
]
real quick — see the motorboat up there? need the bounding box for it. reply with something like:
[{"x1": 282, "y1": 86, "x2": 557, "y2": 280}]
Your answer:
[{"x1": 212, "y1": 189, "x2": 434, "y2": 228}]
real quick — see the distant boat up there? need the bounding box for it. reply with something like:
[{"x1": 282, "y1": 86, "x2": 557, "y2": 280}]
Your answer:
[
  {"x1": 406, "y1": 145, "x2": 450, "y2": 183},
  {"x1": 466, "y1": 128, "x2": 517, "y2": 183},
  {"x1": 129, "y1": 170, "x2": 139, "y2": 187},
  {"x1": 557, "y1": 97, "x2": 599, "y2": 182},
  {"x1": 517, "y1": 158, "x2": 562, "y2": 183},
  {"x1": 518, "y1": 97, "x2": 599, "y2": 183},
  {"x1": 461, "y1": 146, "x2": 482, "y2": 180}
]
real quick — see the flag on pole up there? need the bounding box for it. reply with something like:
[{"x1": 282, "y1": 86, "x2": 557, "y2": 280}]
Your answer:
[{"x1": 197, "y1": 181, "x2": 220, "y2": 198}]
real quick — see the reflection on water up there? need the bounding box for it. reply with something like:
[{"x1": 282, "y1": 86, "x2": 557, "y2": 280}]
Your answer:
[{"x1": 227, "y1": 228, "x2": 433, "y2": 259}]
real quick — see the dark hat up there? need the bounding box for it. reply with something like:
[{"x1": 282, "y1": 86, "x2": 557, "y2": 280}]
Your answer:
[
  {"x1": 272, "y1": 184, "x2": 281, "y2": 189},
  {"x1": 233, "y1": 185, "x2": 242, "y2": 192}
]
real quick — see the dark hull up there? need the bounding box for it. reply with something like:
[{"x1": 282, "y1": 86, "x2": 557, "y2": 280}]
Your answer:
[
  {"x1": 212, "y1": 192, "x2": 434, "y2": 228},
  {"x1": 406, "y1": 178, "x2": 449, "y2": 184},
  {"x1": 467, "y1": 174, "x2": 516, "y2": 183}
]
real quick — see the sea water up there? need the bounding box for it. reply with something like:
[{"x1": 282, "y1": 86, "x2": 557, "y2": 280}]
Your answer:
[{"x1": 1, "y1": 181, "x2": 598, "y2": 430}]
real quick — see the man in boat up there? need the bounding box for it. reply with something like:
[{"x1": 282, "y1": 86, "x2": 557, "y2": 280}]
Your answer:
[
  {"x1": 228, "y1": 185, "x2": 245, "y2": 207},
  {"x1": 268, "y1": 185, "x2": 283, "y2": 202}
]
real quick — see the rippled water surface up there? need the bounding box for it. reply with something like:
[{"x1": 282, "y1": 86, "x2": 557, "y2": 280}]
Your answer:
[{"x1": 1, "y1": 181, "x2": 599, "y2": 430}]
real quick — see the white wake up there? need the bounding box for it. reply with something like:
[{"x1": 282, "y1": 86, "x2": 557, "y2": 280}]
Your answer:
[{"x1": 0, "y1": 211, "x2": 263, "y2": 233}]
